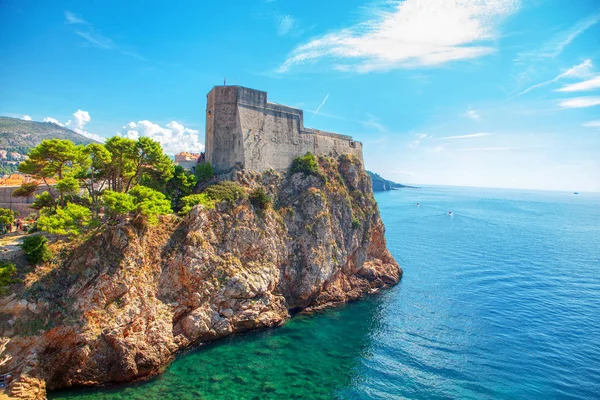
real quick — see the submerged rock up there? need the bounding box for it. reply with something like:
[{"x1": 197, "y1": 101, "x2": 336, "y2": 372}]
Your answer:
[{"x1": 0, "y1": 154, "x2": 400, "y2": 399}]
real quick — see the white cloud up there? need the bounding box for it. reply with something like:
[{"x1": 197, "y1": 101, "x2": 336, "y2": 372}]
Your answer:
[
  {"x1": 279, "y1": 0, "x2": 520, "y2": 73},
  {"x1": 556, "y1": 75, "x2": 600, "y2": 92},
  {"x1": 277, "y1": 15, "x2": 296, "y2": 36},
  {"x1": 463, "y1": 108, "x2": 480, "y2": 120},
  {"x1": 43, "y1": 110, "x2": 104, "y2": 142},
  {"x1": 558, "y1": 97, "x2": 600, "y2": 109},
  {"x1": 119, "y1": 120, "x2": 204, "y2": 154},
  {"x1": 21, "y1": 115, "x2": 32, "y2": 121},
  {"x1": 68, "y1": 109, "x2": 91, "y2": 131},
  {"x1": 515, "y1": 59, "x2": 593, "y2": 97},
  {"x1": 43, "y1": 117, "x2": 64, "y2": 126},
  {"x1": 439, "y1": 132, "x2": 493, "y2": 140},
  {"x1": 582, "y1": 120, "x2": 600, "y2": 128}
]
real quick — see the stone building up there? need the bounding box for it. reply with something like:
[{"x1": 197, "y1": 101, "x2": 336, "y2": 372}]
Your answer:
[
  {"x1": 205, "y1": 86, "x2": 363, "y2": 173},
  {"x1": 174, "y1": 152, "x2": 200, "y2": 171}
]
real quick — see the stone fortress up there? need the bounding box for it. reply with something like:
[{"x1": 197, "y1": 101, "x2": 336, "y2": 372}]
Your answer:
[{"x1": 205, "y1": 86, "x2": 363, "y2": 173}]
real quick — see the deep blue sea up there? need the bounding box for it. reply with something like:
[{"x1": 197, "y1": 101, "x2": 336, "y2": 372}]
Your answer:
[{"x1": 52, "y1": 186, "x2": 600, "y2": 399}]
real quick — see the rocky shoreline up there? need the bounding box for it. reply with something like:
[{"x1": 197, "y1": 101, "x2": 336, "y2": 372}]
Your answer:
[{"x1": 0, "y1": 154, "x2": 401, "y2": 399}]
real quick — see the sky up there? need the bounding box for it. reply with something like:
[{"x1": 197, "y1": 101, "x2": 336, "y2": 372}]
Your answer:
[{"x1": 1, "y1": 0, "x2": 599, "y2": 192}]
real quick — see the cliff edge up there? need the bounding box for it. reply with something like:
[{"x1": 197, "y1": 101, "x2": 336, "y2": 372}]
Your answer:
[{"x1": 0, "y1": 154, "x2": 401, "y2": 399}]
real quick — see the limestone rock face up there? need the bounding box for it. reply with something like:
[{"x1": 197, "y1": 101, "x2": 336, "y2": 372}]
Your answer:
[{"x1": 0, "y1": 154, "x2": 401, "y2": 399}]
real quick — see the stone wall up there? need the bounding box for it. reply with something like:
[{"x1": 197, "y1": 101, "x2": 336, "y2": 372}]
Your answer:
[
  {"x1": 205, "y1": 86, "x2": 363, "y2": 173},
  {"x1": 0, "y1": 186, "x2": 47, "y2": 217}
]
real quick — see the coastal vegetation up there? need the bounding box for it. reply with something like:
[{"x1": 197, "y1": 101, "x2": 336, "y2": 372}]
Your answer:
[
  {"x1": 21, "y1": 234, "x2": 52, "y2": 265},
  {"x1": 0, "y1": 261, "x2": 19, "y2": 295}
]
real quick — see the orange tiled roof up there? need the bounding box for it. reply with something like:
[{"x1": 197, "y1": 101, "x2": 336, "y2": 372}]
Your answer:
[{"x1": 0, "y1": 174, "x2": 56, "y2": 187}]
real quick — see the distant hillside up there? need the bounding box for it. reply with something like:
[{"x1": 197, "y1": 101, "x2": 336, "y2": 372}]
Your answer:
[
  {"x1": 0, "y1": 116, "x2": 96, "y2": 153},
  {"x1": 367, "y1": 171, "x2": 415, "y2": 191},
  {"x1": 0, "y1": 116, "x2": 98, "y2": 175}
]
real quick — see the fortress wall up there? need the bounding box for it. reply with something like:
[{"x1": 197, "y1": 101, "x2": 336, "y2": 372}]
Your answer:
[
  {"x1": 315, "y1": 134, "x2": 364, "y2": 162},
  {"x1": 238, "y1": 104, "x2": 315, "y2": 171},
  {"x1": 206, "y1": 86, "x2": 364, "y2": 173},
  {"x1": 206, "y1": 87, "x2": 245, "y2": 172}
]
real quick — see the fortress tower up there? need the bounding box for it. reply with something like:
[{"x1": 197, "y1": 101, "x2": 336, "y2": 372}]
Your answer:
[{"x1": 205, "y1": 86, "x2": 363, "y2": 173}]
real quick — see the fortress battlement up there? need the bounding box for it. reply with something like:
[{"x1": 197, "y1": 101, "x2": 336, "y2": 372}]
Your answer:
[{"x1": 205, "y1": 86, "x2": 363, "y2": 172}]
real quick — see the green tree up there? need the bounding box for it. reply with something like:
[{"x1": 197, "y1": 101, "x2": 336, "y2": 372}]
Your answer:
[
  {"x1": 194, "y1": 162, "x2": 213, "y2": 182},
  {"x1": 12, "y1": 182, "x2": 39, "y2": 199},
  {"x1": 103, "y1": 137, "x2": 174, "y2": 193},
  {"x1": 56, "y1": 176, "x2": 80, "y2": 198},
  {"x1": 129, "y1": 185, "x2": 172, "y2": 224},
  {"x1": 0, "y1": 208, "x2": 16, "y2": 225},
  {"x1": 0, "y1": 262, "x2": 20, "y2": 295},
  {"x1": 18, "y1": 139, "x2": 89, "y2": 207},
  {"x1": 165, "y1": 165, "x2": 198, "y2": 212},
  {"x1": 21, "y1": 234, "x2": 52, "y2": 265},
  {"x1": 104, "y1": 137, "x2": 136, "y2": 192},
  {"x1": 37, "y1": 203, "x2": 93, "y2": 236},
  {"x1": 126, "y1": 137, "x2": 174, "y2": 191},
  {"x1": 31, "y1": 192, "x2": 54, "y2": 210},
  {"x1": 79, "y1": 143, "x2": 112, "y2": 213},
  {"x1": 102, "y1": 190, "x2": 136, "y2": 221}
]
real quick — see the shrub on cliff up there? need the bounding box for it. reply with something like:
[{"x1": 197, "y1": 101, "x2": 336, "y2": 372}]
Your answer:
[
  {"x1": 203, "y1": 181, "x2": 245, "y2": 203},
  {"x1": 179, "y1": 193, "x2": 215, "y2": 214},
  {"x1": 195, "y1": 161, "x2": 213, "y2": 182},
  {"x1": 22, "y1": 234, "x2": 52, "y2": 265},
  {"x1": 290, "y1": 152, "x2": 326, "y2": 181},
  {"x1": 0, "y1": 261, "x2": 20, "y2": 295},
  {"x1": 249, "y1": 187, "x2": 271, "y2": 211}
]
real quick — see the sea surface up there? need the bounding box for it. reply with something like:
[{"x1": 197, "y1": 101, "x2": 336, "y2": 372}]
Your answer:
[{"x1": 51, "y1": 186, "x2": 600, "y2": 399}]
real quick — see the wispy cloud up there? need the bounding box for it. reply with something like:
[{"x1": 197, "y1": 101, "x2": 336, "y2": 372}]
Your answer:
[
  {"x1": 582, "y1": 120, "x2": 600, "y2": 128},
  {"x1": 556, "y1": 75, "x2": 600, "y2": 92},
  {"x1": 409, "y1": 133, "x2": 430, "y2": 149},
  {"x1": 361, "y1": 113, "x2": 388, "y2": 133},
  {"x1": 309, "y1": 94, "x2": 329, "y2": 123},
  {"x1": 515, "y1": 13, "x2": 600, "y2": 62},
  {"x1": 514, "y1": 59, "x2": 593, "y2": 97},
  {"x1": 463, "y1": 108, "x2": 481, "y2": 120},
  {"x1": 278, "y1": 0, "x2": 520, "y2": 73},
  {"x1": 457, "y1": 146, "x2": 519, "y2": 151},
  {"x1": 439, "y1": 132, "x2": 494, "y2": 140},
  {"x1": 74, "y1": 30, "x2": 113, "y2": 49},
  {"x1": 277, "y1": 14, "x2": 296, "y2": 36},
  {"x1": 65, "y1": 11, "x2": 87, "y2": 25},
  {"x1": 65, "y1": 11, "x2": 143, "y2": 59},
  {"x1": 558, "y1": 97, "x2": 600, "y2": 109}
]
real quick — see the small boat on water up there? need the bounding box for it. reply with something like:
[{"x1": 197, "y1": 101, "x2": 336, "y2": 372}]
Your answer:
[
  {"x1": 573, "y1": 192, "x2": 579, "y2": 195},
  {"x1": 448, "y1": 211, "x2": 453, "y2": 216},
  {"x1": 416, "y1": 202, "x2": 420, "y2": 206}
]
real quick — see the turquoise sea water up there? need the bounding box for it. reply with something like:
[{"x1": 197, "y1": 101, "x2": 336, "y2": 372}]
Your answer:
[{"x1": 51, "y1": 186, "x2": 600, "y2": 399}]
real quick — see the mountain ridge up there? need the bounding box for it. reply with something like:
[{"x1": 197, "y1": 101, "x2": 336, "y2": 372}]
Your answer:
[{"x1": 0, "y1": 116, "x2": 97, "y2": 154}]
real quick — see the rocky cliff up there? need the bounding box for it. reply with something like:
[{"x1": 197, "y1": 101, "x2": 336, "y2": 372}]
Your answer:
[{"x1": 0, "y1": 154, "x2": 401, "y2": 399}]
